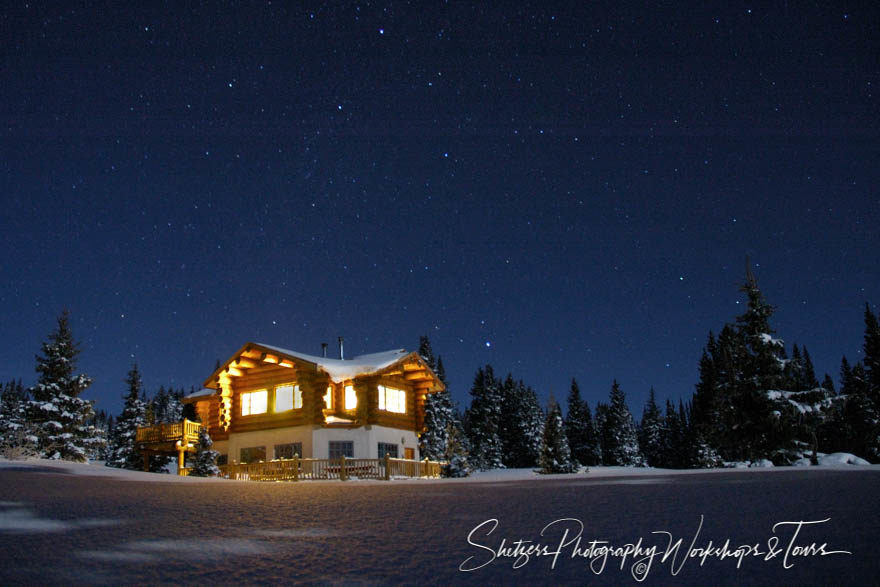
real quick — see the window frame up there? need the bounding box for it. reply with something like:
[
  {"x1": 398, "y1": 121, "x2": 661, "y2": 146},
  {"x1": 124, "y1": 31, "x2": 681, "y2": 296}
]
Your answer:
[
  {"x1": 377, "y1": 442, "x2": 398, "y2": 458},
  {"x1": 328, "y1": 440, "x2": 354, "y2": 459},
  {"x1": 377, "y1": 385, "x2": 406, "y2": 414},
  {"x1": 274, "y1": 383, "x2": 301, "y2": 413},
  {"x1": 240, "y1": 389, "x2": 268, "y2": 416}
]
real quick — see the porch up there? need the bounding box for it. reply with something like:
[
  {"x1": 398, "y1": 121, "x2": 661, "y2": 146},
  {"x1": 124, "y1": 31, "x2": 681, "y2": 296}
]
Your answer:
[
  {"x1": 219, "y1": 455, "x2": 443, "y2": 481},
  {"x1": 135, "y1": 419, "x2": 203, "y2": 474}
]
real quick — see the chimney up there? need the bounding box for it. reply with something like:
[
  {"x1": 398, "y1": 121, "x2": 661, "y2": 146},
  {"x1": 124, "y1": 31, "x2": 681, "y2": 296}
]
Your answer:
[
  {"x1": 338, "y1": 336, "x2": 345, "y2": 360},
  {"x1": 321, "y1": 343, "x2": 328, "y2": 358}
]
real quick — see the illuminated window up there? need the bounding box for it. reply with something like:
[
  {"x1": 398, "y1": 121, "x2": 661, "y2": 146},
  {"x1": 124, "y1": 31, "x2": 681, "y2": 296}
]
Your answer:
[
  {"x1": 324, "y1": 386, "x2": 333, "y2": 409},
  {"x1": 344, "y1": 385, "x2": 357, "y2": 410},
  {"x1": 241, "y1": 390, "x2": 267, "y2": 416},
  {"x1": 378, "y1": 385, "x2": 406, "y2": 414},
  {"x1": 274, "y1": 384, "x2": 301, "y2": 412}
]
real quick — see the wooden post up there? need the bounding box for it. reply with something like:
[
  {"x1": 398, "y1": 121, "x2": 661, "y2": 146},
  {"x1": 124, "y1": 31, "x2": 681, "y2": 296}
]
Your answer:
[
  {"x1": 143, "y1": 451, "x2": 150, "y2": 472},
  {"x1": 422, "y1": 457, "x2": 428, "y2": 478},
  {"x1": 384, "y1": 453, "x2": 391, "y2": 481},
  {"x1": 177, "y1": 446, "x2": 186, "y2": 476},
  {"x1": 293, "y1": 453, "x2": 299, "y2": 482},
  {"x1": 340, "y1": 456, "x2": 348, "y2": 481}
]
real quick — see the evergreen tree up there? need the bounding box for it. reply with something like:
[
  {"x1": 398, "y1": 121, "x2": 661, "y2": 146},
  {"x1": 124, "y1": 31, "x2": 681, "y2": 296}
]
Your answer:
[
  {"x1": 27, "y1": 310, "x2": 104, "y2": 461},
  {"x1": 538, "y1": 396, "x2": 577, "y2": 473},
  {"x1": 601, "y1": 381, "x2": 645, "y2": 466},
  {"x1": 658, "y1": 399, "x2": 684, "y2": 468},
  {"x1": 189, "y1": 427, "x2": 220, "y2": 477},
  {"x1": 0, "y1": 380, "x2": 36, "y2": 458},
  {"x1": 106, "y1": 365, "x2": 148, "y2": 470},
  {"x1": 464, "y1": 365, "x2": 504, "y2": 470},
  {"x1": 639, "y1": 388, "x2": 664, "y2": 467},
  {"x1": 564, "y1": 378, "x2": 592, "y2": 466},
  {"x1": 418, "y1": 335, "x2": 436, "y2": 370},
  {"x1": 441, "y1": 421, "x2": 471, "y2": 477},
  {"x1": 594, "y1": 401, "x2": 609, "y2": 465},
  {"x1": 420, "y1": 355, "x2": 457, "y2": 461},
  {"x1": 863, "y1": 304, "x2": 880, "y2": 405},
  {"x1": 499, "y1": 376, "x2": 544, "y2": 468}
]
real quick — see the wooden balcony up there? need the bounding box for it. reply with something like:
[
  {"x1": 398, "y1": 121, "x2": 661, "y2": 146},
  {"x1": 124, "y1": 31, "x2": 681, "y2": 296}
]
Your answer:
[
  {"x1": 218, "y1": 455, "x2": 443, "y2": 482},
  {"x1": 136, "y1": 419, "x2": 202, "y2": 448},
  {"x1": 135, "y1": 419, "x2": 203, "y2": 474}
]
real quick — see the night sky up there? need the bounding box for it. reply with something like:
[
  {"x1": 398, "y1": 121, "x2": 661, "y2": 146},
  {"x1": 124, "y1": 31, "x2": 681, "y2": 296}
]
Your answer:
[{"x1": 1, "y1": 2, "x2": 878, "y2": 417}]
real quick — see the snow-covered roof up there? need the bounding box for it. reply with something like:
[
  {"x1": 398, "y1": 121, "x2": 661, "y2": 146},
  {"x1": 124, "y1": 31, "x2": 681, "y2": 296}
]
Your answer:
[
  {"x1": 256, "y1": 344, "x2": 409, "y2": 383},
  {"x1": 183, "y1": 388, "x2": 217, "y2": 401}
]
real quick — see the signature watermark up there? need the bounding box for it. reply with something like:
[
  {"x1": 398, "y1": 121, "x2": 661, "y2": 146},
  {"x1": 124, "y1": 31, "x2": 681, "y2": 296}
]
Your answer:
[{"x1": 460, "y1": 516, "x2": 851, "y2": 580}]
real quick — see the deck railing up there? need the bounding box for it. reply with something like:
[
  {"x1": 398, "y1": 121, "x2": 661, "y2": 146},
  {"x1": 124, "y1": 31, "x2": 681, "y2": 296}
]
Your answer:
[
  {"x1": 135, "y1": 419, "x2": 202, "y2": 445},
  {"x1": 218, "y1": 455, "x2": 444, "y2": 482}
]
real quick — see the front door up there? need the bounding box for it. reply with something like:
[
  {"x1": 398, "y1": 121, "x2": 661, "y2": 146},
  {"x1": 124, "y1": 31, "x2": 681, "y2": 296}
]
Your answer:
[{"x1": 404, "y1": 447, "x2": 415, "y2": 460}]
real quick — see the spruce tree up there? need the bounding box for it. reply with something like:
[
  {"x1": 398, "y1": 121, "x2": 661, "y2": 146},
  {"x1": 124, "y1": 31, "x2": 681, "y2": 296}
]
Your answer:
[
  {"x1": 420, "y1": 356, "x2": 456, "y2": 461},
  {"x1": 106, "y1": 364, "x2": 148, "y2": 470},
  {"x1": 27, "y1": 310, "x2": 104, "y2": 461},
  {"x1": 564, "y1": 378, "x2": 590, "y2": 466},
  {"x1": 441, "y1": 421, "x2": 471, "y2": 477},
  {"x1": 499, "y1": 376, "x2": 544, "y2": 468},
  {"x1": 464, "y1": 365, "x2": 504, "y2": 470},
  {"x1": 863, "y1": 304, "x2": 880, "y2": 405},
  {"x1": 189, "y1": 427, "x2": 220, "y2": 477},
  {"x1": 0, "y1": 380, "x2": 36, "y2": 458},
  {"x1": 639, "y1": 388, "x2": 663, "y2": 467},
  {"x1": 539, "y1": 396, "x2": 577, "y2": 473},
  {"x1": 602, "y1": 381, "x2": 645, "y2": 466}
]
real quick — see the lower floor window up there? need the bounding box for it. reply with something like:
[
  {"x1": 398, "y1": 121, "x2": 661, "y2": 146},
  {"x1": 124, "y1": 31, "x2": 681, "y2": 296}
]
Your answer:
[
  {"x1": 378, "y1": 442, "x2": 398, "y2": 458},
  {"x1": 328, "y1": 440, "x2": 354, "y2": 459},
  {"x1": 240, "y1": 446, "x2": 266, "y2": 464},
  {"x1": 274, "y1": 442, "x2": 303, "y2": 460}
]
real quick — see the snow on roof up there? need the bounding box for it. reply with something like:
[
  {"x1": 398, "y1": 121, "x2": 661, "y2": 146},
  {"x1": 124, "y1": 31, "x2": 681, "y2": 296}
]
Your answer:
[
  {"x1": 257, "y1": 344, "x2": 409, "y2": 383},
  {"x1": 183, "y1": 388, "x2": 218, "y2": 400}
]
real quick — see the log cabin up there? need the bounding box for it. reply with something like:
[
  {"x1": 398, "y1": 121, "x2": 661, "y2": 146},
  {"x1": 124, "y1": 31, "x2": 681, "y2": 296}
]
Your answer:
[{"x1": 178, "y1": 342, "x2": 444, "y2": 466}]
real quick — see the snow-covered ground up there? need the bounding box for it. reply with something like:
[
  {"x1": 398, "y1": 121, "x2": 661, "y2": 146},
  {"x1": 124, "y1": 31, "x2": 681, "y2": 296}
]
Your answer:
[
  {"x1": 0, "y1": 455, "x2": 874, "y2": 485},
  {"x1": 1, "y1": 457, "x2": 878, "y2": 584}
]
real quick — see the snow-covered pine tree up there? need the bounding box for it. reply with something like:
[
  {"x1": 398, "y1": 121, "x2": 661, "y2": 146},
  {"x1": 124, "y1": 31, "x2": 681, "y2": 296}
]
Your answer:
[
  {"x1": 594, "y1": 401, "x2": 608, "y2": 465},
  {"x1": 638, "y1": 388, "x2": 663, "y2": 467},
  {"x1": 420, "y1": 356, "x2": 456, "y2": 461},
  {"x1": 864, "y1": 304, "x2": 880, "y2": 406},
  {"x1": 499, "y1": 376, "x2": 544, "y2": 468},
  {"x1": 0, "y1": 379, "x2": 36, "y2": 459},
  {"x1": 564, "y1": 378, "x2": 590, "y2": 466},
  {"x1": 538, "y1": 396, "x2": 577, "y2": 474},
  {"x1": 464, "y1": 365, "x2": 504, "y2": 470},
  {"x1": 106, "y1": 364, "x2": 148, "y2": 470},
  {"x1": 601, "y1": 381, "x2": 645, "y2": 467},
  {"x1": 442, "y1": 421, "x2": 470, "y2": 477},
  {"x1": 189, "y1": 427, "x2": 220, "y2": 477},
  {"x1": 27, "y1": 310, "x2": 104, "y2": 461},
  {"x1": 658, "y1": 399, "x2": 684, "y2": 468}
]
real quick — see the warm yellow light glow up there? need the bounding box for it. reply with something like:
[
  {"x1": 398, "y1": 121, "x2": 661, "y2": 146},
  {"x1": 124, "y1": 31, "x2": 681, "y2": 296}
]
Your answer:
[
  {"x1": 378, "y1": 385, "x2": 406, "y2": 413},
  {"x1": 324, "y1": 386, "x2": 333, "y2": 409},
  {"x1": 275, "y1": 384, "x2": 301, "y2": 412},
  {"x1": 241, "y1": 390, "x2": 268, "y2": 416},
  {"x1": 344, "y1": 385, "x2": 357, "y2": 410}
]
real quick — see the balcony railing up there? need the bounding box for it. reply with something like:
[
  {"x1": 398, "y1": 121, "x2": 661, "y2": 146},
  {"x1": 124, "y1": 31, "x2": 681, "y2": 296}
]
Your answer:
[
  {"x1": 217, "y1": 455, "x2": 443, "y2": 482},
  {"x1": 135, "y1": 419, "x2": 202, "y2": 446}
]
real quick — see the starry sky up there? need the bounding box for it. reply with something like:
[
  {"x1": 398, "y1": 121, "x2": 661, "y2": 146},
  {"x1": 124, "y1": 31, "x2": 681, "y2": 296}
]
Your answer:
[{"x1": 1, "y1": 2, "x2": 878, "y2": 417}]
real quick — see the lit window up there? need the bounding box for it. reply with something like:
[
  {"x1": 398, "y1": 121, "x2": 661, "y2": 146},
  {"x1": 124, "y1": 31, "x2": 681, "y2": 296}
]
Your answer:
[
  {"x1": 344, "y1": 385, "x2": 357, "y2": 410},
  {"x1": 324, "y1": 386, "x2": 333, "y2": 409},
  {"x1": 378, "y1": 385, "x2": 406, "y2": 414},
  {"x1": 275, "y1": 384, "x2": 301, "y2": 412},
  {"x1": 241, "y1": 390, "x2": 268, "y2": 416}
]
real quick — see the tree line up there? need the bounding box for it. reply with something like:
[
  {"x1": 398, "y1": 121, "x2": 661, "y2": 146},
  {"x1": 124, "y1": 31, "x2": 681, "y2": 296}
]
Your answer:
[{"x1": 419, "y1": 271, "x2": 880, "y2": 473}]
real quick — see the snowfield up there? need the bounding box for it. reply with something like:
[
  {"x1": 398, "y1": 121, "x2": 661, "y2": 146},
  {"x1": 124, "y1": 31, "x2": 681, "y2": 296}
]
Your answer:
[{"x1": 1, "y1": 458, "x2": 878, "y2": 585}]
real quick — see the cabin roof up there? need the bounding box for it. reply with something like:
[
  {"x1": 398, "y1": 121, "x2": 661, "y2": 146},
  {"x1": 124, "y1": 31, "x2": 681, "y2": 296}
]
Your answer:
[
  {"x1": 258, "y1": 344, "x2": 408, "y2": 383},
  {"x1": 199, "y1": 341, "x2": 444, "y2": 394}
]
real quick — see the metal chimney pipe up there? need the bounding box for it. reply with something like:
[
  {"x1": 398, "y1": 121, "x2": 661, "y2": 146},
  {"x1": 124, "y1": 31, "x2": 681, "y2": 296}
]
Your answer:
[
  {"x1": 338, "y1": 336, "x2": 344, "y2": 360},
  {"x1": 321, "y1": 343, "x2": 328, "y2": 358}
]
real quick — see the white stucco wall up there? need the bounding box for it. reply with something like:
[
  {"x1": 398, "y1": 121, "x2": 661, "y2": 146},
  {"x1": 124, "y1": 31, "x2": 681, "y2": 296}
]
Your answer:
[{"x1": 218, "y1": 425, "x2": 420, "y2": 462}]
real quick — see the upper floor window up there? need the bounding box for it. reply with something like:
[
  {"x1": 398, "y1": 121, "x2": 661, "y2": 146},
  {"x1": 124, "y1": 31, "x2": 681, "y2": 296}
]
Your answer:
[
  {"x1": 241, "y1": 390, "x2": 267, "y2": 416},
  {"x1": 274, "y1": 384, "x2": 302, "y2": 412},
  {"x1": 344, "y1": 384, "x2": 358, "y2": 410},
  {"x1": 323, "y1": 386, "x2": 333, "y2": 409},
  {"x1": 378, "y1": 385, "x2": 406, "y2": 414}
]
